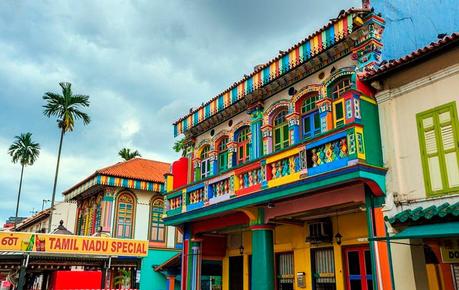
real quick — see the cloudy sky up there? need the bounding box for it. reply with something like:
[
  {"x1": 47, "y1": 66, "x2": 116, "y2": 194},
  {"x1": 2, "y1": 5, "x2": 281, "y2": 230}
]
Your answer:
[{"x1": 0, "y1": 0, "x2": 360, "y2": 226}]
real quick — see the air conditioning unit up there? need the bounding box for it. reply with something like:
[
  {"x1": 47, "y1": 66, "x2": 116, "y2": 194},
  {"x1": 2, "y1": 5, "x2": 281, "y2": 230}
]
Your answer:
[{"x1": 306, "y1": 219, "x2": 333, "y2": 244}]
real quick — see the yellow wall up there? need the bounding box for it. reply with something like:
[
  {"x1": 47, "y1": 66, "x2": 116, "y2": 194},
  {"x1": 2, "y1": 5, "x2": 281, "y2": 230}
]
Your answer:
[{"x1": 222, "y1": 211, "x2": 369, "y2": 290}]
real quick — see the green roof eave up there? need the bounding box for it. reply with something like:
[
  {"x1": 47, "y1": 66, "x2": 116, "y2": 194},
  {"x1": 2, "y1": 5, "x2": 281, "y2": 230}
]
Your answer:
[
  {"x1": 387, "y1": 201, "x2": 459, "y2": 225},
  {"x1": 391, "y1": 222, "x2": 459, "y2": 240},
  {"x1": 163, "y1": 163, "x2": 386, "y2": 226}
]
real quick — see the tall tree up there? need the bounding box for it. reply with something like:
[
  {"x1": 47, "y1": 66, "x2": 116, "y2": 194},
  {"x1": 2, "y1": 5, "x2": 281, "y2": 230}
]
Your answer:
[
  {"x1": 8, "y1": 133, "x2": 40, "y2": 229},
  {"x1": 43, "y1": 82, "x2": 90, "y2": 232},
  {"x1": 173, "y1": 137, "x2": 186, "y2": 157},
  {"x1": 118, "y1": 148, "x2": 141, "y2": 161}
]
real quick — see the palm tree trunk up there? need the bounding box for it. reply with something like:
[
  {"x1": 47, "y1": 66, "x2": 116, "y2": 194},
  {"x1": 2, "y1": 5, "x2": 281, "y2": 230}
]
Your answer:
[
  {"x1": 48, "y1": 127, "x2": 65, "y2": 233},
  {"x1": 14, "y1": 164, "x2": 25, "y2": 230}
]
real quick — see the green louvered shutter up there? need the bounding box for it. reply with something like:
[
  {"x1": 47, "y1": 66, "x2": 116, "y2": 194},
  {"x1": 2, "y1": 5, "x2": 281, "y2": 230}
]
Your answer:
[{"x1": 417, "y1": 102, "x2": 459, "y2": 195}]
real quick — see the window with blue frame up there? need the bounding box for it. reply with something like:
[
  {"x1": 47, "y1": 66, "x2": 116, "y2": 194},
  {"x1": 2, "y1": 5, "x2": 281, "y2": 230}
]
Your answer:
[{"x1": 301, "y1": 94, "x2": 321, "y2": 139}]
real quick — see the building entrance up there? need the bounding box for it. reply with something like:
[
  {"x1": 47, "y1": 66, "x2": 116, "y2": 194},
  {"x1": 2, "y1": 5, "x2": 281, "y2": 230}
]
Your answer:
[{"x1": 343, "y1": 246, "x2": 373, "y2": 290}]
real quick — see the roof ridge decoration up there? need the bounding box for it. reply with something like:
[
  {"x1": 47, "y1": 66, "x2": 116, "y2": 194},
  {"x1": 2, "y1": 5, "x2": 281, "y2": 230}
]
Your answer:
[
  {"x1": 364, "y1": 32, "x2": 459, "y2": 80},
  {"x1": 174, "y1": 8, "x2": 370, "y2": 137}
]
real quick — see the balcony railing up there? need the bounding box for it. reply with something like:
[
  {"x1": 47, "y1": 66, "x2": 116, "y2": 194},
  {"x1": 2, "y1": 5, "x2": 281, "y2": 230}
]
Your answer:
[{"x1": 166, "y1": 124, "x2": 366, "y2": 217}]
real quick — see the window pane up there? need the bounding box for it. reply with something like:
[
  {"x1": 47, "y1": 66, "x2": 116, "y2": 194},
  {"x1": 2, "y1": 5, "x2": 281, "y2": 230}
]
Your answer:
[
  {"x1": 445, "y1": 152, "x2": 459, "y2": 188},
  {"x1": 350, "y1": 280, "x2": 362, "y2": 290},
  {"x1": 428, "y1": 156, "x2": 443, "y2": 191},
  {"x1": 303, "y1": 116, "x2": 311, "y2": 137},
  {"x1": 347, "y1": 251, "x2": 360, "y2": 275},
  {"x1": 335, "y1": 103, "x2": 344, "y2": 119}
]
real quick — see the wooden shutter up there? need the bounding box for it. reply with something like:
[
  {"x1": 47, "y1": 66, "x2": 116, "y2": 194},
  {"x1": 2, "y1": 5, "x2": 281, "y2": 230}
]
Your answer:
[{"x1": 417, "y1": 102, "x2": 459, "y2": 195}]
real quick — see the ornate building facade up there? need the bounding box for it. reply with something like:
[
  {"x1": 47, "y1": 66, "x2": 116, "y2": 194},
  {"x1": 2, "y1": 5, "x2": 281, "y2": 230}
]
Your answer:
[
  {"x1": 63, "y1": 158, "x2": 181, "y2": 289},
  {"x1": 165, "y1": 7, "x2": 393, "y2": 290}
]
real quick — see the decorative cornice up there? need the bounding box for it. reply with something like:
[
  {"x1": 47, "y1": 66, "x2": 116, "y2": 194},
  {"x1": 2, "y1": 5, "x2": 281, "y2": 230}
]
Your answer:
[{"x1": 375, "y1": 63, "x2": 459, "y2": 104}]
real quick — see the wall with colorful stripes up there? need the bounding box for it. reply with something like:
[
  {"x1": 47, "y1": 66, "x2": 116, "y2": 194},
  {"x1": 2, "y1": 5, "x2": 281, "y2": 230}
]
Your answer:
[{"x1": 174, "y1": 13, "x2": 356, "y2": 136}]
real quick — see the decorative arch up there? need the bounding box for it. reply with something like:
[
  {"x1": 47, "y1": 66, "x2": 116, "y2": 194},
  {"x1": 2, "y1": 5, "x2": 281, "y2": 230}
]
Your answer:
[
  {"x1": 195, "y1": 141, "x2": 212, "y2": 158},
  {"x1": 263, "y1": 99, "x2": 290, "y2": 125},
  {"x1": 291, "y1": 84, "x2": 322, "y2": 113},
  {"x1": 113, "y1": 191, "x2": 137, "y2": 239},
  {"x1": 323, "y1": 67, "x2": 356, "y2": 97},
  {"x1": 149, "y1": 196, "x2": 166, "y2": 243},
  {"x1": 230, "y1": 120, "x2": 251, "y2": 141}
]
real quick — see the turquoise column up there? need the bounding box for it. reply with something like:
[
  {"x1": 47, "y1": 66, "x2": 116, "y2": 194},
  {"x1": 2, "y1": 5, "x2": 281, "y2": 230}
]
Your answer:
[
  {"x1": 287, "y1": 112, "x2": 300, "y2": 145},
  {"x1": 249, "y1": 104, "x2": 263, "y2": 160},
  {"x1": 250, "y1": 224, "x2": 275, "y2": 290}
]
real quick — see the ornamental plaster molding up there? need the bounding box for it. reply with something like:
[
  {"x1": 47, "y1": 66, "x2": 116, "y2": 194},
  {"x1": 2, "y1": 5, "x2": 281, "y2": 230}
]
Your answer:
[{"x1": 375, "y1": 63, "x2": 459, "y2": 104}]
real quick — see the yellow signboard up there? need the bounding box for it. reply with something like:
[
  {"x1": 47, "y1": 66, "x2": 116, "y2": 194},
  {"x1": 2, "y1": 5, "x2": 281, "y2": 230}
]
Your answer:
[
  {"x1": 0, "y1": 232, "x2": 148, "y2": 257},
  {"x1": 441, "y1": 247, "x2": 459, "y2": 263}
]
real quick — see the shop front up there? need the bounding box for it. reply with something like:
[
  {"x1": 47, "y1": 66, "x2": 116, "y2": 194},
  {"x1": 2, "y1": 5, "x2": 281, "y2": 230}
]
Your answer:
[
  {"x1": 388, "y1": 203, "x2": 459, "y2": 289},
  {"x1": 0, "y1": 230, "x2": 148, "y2": 289}
]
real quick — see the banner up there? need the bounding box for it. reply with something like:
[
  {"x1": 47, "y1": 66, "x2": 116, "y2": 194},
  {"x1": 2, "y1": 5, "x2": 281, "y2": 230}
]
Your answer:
[{"x1": 0, "y1": 232, "x2": 148, "y2": 257}]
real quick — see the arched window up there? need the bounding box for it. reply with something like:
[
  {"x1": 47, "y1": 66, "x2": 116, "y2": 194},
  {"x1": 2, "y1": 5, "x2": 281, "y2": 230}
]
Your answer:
[
  {"x1": 217, "y1": 136, "x2": 229, "y2": 172},
  {"x1": 330, "y1": 76, "x2": 351, "y2": 100},
  {"x1": 301, "y1": 94, "x2": 321, "y2": 139},
  {"x1": 329, "y1": 76, "x2": 352, "y2": 128},
  {"x1": 235, "y1": 126, "x2": 250, "y2": 164},
  {"x1": 150, "y1": 198, "x2": 165, "y2": 243},
  {"x1": 273, "y1": 110, "x2": 289, "y2": 152},
  {"x1": 200, "y1": 145, "x2": 211, "y2": 179},
  {"x1": 115, "y1": 192, "x2": 135, "y2": 239}
]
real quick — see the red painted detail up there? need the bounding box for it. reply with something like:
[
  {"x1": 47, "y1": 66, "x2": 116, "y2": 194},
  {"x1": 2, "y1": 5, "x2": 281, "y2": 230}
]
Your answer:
[
  {"x1": 250, "y1": 224, "x2": 275, "y2": 231},
  {"x1": 172, "y1": 157, "x2": 189, "y2": 190},
  {"x1": 49, "y1": 271, "x2": 101, "y2": 289},
  {"x1": 360, "y1": 178, "x2": 384, "y2": 196},
  {"x1": 356, "y1": 77, "x2": 374, "y2": 97},
  {"x1": 236, "y1": 184, "x2": 262, "y2": 197},
  {"x1": 192, "y1": 212, "x2": 249, "y2": 235},
  {"x1": 181, "y1": 239, "x2": 189, "y2": 290},
  {"x1": 234, "y1": 161, "x2": 261, "y2": 175},
  {"x1": 202, "y1": 235, "x2": 227, "y2": 257},
  {"x1": 265, "y1": 183, "x2": 365, "y2": 222}
]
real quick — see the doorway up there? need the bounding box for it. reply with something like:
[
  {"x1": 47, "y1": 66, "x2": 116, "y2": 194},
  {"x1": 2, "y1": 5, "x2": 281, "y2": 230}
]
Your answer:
[
  {"x1": 229, "y1": 256, "x2": 243, "y2": 290},
  {"x1": 343, "y1": 246, "x2": 373, "y2": 290},
  {"x1": 311, "y1": 247, "x2": 336, "y2": 290}
]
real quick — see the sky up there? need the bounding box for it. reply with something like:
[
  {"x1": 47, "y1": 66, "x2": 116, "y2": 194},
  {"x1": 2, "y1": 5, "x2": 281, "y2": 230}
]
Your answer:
[{"x1": 0, "y1": 0, "x2": 361, "y2": 226}]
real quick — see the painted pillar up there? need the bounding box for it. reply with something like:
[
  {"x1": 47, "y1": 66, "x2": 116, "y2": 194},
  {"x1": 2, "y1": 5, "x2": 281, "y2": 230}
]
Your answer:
[
  {"x1": 250, "y1": 224, "x2": 275, "y2": 290},
  {"x1": 101, "y1": 188, "x2": 115, "y2": 234},
  {"x1": 286, "y1": 112, "x2": 300, "y2": 145},
  {"x1": 249, "y1": 104, "x2": 264, "y2": 159},
  {"x1": 261, "y1": 125, "x2": 273, "y2": 156},
  {"x1": 181, "y1": 224, "x2": 202, "y2": 290},
  {"x1": 316, "y1": 98, "x2": 333, "y2": 132},
  {"x1": 209, "y1": 151, "x2": 218, "y2": 176},
  {"x1": 227, "y1": 141, "x2": 237, "y2": 169},
  {"x1": 167, "y1": 275, "x2": 176, "y2": 290},
  {"x1": 192, "y1": 158, "x2": 201, "y2": 182},
  {"x1": 365, "y1": 192, "x2": 394, "y2": 290}
]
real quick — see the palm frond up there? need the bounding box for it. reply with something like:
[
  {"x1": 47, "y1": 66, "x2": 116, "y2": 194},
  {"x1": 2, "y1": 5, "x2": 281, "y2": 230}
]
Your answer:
[
  {"x1": 8, "y1": 133, "x2": 40, "y2": 166},
  {"x1": 43, "y1": 82, "x2": 91, "y2": 131}
]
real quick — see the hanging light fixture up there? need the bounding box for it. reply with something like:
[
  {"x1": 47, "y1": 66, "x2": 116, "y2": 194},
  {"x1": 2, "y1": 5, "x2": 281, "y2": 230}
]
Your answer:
[{"x1": 335, "y1": 211, "x2": 343, "y2": 245}]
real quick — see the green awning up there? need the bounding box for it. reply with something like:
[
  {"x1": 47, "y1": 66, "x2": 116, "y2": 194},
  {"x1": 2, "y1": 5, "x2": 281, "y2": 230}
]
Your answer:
[
  {"x1": 386, "y1": 202, "x2": 459, "y2": 225},
  {"x1": 392, "y1": 221, "x2": 459, "y2": 239}
]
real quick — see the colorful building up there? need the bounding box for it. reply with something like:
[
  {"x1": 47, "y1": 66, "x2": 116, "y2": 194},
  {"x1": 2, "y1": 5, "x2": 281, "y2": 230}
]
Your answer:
[
  {"x1": 62, "y1": 158, "x2": 182, "y2": 289},
  {"x1": 165, "y1": 6, "x2": 394, "y2": 290},
  {"x1": 366, "y1": 33, "x2": 459, "y2": 290}
]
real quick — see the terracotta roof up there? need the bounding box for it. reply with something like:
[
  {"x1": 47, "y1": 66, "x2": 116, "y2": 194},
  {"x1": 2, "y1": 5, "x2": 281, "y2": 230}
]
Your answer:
[
  {"x1": 15, "y1": 208, "x2": 51, "y2": 231},
  {"x1": 62, "y1": 158, "x2": 170, "y2": 196},
  {"x1": 173, "y1": 7, "x2": 370, "y2": 126},
  {"x1": 364, "y1": 32, "x2": 459, "y2": 80},
  {"x1": 96, "y1": 158, "x2": 170, "y2": 183}
]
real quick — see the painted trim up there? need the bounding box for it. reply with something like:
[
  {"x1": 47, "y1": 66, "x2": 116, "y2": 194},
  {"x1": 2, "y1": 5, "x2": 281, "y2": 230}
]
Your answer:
[{"x1": 375, "y1": 63, "x2": 459, "y2": 104}]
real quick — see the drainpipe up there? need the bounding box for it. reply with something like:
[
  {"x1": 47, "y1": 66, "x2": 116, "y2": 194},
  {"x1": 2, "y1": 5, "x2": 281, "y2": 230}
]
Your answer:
[
  {"x1": 365, "y1": 192, "x2": 379, "y2": 290},
  {"x1": 385, "y1": 224, "x2": 396, "y2": 290}
]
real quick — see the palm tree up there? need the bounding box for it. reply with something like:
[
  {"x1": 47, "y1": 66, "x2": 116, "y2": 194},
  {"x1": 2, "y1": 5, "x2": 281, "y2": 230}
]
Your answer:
[
  {"x1": 173, "y1": 138, "x2": 186, "y2": 157},
  {"x1": 43, "y1": 82, "x2": 90, "y2": 232},
  {"x1": 118, "y1": 148, "x2": 141, "y2": 161},
  {"x1": 8, "y1": 133, "x2": 40, "y2": 229}
]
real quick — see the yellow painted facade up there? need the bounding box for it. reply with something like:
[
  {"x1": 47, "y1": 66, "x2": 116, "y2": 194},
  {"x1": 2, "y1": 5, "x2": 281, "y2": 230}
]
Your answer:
[{"x1": 220, "y1": 211, "x2": 369, "y2": 290}]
